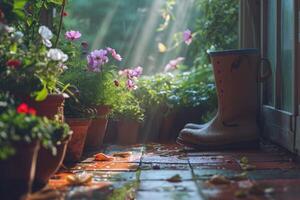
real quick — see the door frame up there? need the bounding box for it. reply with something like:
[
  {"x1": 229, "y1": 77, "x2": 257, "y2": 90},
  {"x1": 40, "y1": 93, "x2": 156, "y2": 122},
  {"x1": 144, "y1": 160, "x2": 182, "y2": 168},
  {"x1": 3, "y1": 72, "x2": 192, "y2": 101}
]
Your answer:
[{"x1": 260, "y1": 0, "x2": 298, "y2": 153}]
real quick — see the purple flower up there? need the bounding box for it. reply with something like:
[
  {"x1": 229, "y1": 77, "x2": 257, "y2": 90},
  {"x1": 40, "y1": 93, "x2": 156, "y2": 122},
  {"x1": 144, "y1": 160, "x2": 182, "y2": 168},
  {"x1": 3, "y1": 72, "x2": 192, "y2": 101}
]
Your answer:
[
  {"x1": 128, "y1": 66, "x2": 143, "y2": 78},
  {"x1": 126, "y1": 79, "x2": 137, "y2": 90},
  {"x1": 164, "y1": 57, "x2": 185, "y2": 72},
  {"x1": 87, "y1": 49, "x2": 109, "y2": 72},
  {"x1": 107, "y1": 47, "x2": 122, "y2": 61},
  {"x1": 65, "y1": 30, "x2": 82, "y2": 41},
  {"x1": 183, "y1": 29, "x2": 192, "y2": 45}
]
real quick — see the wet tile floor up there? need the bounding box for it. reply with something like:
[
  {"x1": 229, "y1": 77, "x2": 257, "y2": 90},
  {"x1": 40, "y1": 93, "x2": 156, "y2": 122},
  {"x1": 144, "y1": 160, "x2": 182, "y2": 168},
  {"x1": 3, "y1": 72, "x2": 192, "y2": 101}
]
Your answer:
[{"x1": 35, "y1": 142, "x2": 300, "y2": 200}]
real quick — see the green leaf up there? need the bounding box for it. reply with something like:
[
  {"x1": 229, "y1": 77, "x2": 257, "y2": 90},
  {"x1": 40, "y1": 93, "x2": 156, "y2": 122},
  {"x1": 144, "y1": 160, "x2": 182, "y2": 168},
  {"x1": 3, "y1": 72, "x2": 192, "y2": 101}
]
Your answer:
[
  {"x1": 35, "y1": 85, "x2": 49, "y2": 101},
  {"x1": 12, "y1": 0, "x2": 28, "y2": 19},
  {"x1": 9, "y1": 43, "x2": 17, "y2": 54},
  {"x1": 47, "y1": 0, "x2": 63, "y2": 5},
  {"x1": 13, "y1": 0, "x2": 28, "y2": 9}
]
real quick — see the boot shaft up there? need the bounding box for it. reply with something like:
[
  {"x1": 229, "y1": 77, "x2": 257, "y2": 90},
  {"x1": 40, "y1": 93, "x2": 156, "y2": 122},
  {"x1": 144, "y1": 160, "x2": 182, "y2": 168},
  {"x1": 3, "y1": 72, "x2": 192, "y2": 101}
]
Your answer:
[{"x1": 209, "y1": 49, "x2": 260, "y2": 122}]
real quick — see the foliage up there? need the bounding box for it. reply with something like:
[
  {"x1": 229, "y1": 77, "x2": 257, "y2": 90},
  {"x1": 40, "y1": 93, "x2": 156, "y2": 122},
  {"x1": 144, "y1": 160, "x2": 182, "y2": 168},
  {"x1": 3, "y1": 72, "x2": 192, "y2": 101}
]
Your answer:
[
  {"x1": 109, "y1": 78, "x2": 145, "y2": 122},
  {"x1": 133, "y1": 65, "x2": 217, "y2": 121},
  {"x1": 190, "y1": 0, "x2": 239, "y2": 66},
  {"x1": 134, "y1": 73, "x2": 175, "y2": 110},
  {"x1": 61, "y1": 65, "x2": 118, "y2": 118},
  {"x1": 0, "y1": 0, "x2": 64, "y2": 44},
  {"x1": 0, "y1": 1, "x2": 69, "y2": 101},
  {"x1": 169, "y1": 66, "x2": 217, "y2": 109},
  {"x1": 0, "y1": 93, "x2": 70, "y2": 160}
]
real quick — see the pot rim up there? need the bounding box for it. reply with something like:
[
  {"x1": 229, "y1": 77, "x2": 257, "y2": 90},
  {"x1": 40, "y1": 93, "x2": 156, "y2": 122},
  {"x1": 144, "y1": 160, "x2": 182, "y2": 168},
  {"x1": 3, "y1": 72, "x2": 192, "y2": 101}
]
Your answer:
[{"x1": 208, "y1": 48, "x2": 259, "y2": 56}]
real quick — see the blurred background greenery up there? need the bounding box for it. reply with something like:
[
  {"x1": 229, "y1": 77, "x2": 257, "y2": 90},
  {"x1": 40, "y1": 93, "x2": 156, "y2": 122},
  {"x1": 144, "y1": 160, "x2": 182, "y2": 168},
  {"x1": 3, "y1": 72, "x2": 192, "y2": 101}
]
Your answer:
[{"x1": 64, "y1": 0, "x2": 239, "y2": 74}]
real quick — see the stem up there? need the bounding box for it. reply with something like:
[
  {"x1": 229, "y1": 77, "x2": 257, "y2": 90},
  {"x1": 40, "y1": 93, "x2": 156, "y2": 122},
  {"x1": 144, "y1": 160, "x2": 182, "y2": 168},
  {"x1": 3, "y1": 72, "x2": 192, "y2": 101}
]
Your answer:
[{"x1": 54, "y1": 0, "x2": 66, "y2": 47}]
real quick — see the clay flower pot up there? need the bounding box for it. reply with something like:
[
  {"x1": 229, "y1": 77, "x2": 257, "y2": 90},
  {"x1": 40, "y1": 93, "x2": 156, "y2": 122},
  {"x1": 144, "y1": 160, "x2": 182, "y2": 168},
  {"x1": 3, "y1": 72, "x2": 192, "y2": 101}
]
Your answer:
[
  {"x1": 159, "y1": 113, "x2": 176, "y2": 141},
  {"x1": 117, "y1": 120, "x2": 140, "y2": 145},
  {"x1": 104, "y1": 120, "x2": 118, "y2": 144},
  {"x1": 24, "y1": 94, "x2": 65, "y2": 121},
  {"x1": 65, "y1": 118, "x2": 91, "y2": 162},
  {"x1": 85, "y1": 105, "x2": 111, "y2": 150},
  {"x1": 0, "y1": 141, "x2": 40, "y2": 200},
  {"x1": 33, "y1": 135, "x2": 72, "y2": 191}
]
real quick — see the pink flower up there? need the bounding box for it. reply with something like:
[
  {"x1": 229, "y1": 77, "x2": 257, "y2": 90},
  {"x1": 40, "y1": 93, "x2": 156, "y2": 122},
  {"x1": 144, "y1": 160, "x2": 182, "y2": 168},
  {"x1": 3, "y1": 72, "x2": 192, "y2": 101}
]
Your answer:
[
  {"x1": 164, "y1": 57, "x2": 185, "y2": 72},
  {"x1": 65, "y1": 30, "x2": 81, "y2": 41},
  {"x1": 107, "y1": 47, "x2": 122, "y2": 61},
  {"x1": 183, "y1": 29, "x2": 192, "y2": 45},
  {"x1": 126, "y1": 79, "x2": 137, "y2": 90},
  {"x1": 133, "y1": 66, "x2": 143, "y2": 77},
  {"x1": 118, "y1": 69, "x2": 129, "y2": 77}
]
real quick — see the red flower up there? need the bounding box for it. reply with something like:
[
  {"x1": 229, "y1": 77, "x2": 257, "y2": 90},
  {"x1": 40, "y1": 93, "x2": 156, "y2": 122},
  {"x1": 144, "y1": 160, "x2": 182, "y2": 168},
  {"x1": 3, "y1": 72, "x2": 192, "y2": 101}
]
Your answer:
[
  {"x1": 63, "y1": 11, "x2": 68, "y2": 17},
  {"x1": 17, "y1": 103, "x2": 29, "y2": 114},
  {"x1": 6, "y1": 59, "x2": 22, "y2": 69},
  {"x1": 28, "y1": 108, "x2": 37, "y2": 116},
  {"x1": 114, "y1": 80, "x2": 120, "y2": 87},
  {"x1": 17, "y1": 103, "x2": 37, "y2": 116}
]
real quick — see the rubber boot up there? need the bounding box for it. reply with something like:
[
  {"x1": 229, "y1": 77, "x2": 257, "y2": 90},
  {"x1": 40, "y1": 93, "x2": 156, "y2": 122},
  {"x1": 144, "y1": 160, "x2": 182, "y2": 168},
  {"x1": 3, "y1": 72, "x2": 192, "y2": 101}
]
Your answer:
[{"x1": 177, "y1": 49, "x2": 271, "y2": 150}]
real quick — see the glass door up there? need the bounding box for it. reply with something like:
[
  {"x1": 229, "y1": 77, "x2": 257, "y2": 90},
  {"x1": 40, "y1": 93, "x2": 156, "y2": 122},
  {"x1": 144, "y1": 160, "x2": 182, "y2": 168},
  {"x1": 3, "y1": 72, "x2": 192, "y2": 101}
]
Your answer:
[{"x1": 261, "y1": 0, "x2": 297, "y2": 152}]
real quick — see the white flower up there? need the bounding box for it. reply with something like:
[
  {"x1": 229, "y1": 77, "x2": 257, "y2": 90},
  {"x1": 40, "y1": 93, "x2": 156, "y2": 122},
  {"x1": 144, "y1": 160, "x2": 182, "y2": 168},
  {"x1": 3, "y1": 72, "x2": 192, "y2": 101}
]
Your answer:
[
  {"x1": 12, "y1": 31, "x2": 24, "y2": 41},
  {"x1": 38, "y1": 26, "x2": 53, "y2": 47},
  {"x1": 5, "y1": 26, "x2": 15, "y2": 33},
  {"x1": 58, "y1": 63, "x2": 68, "y2": 70},
  {"x1": 47, "y1": 48, "x2": 68, "y2": 62}
]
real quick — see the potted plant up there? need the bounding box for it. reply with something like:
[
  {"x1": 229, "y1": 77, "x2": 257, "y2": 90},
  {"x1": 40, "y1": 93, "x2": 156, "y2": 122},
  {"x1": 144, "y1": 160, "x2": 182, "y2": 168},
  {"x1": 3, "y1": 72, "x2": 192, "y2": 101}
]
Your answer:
[
  {"x1": 0, "y1": 1, "x2": 70, "y2": 120},
  {"x1": 135, "y1": 73, "x2": 175, "y2": 141},
  {"x1": 109, "y1": 67, "x2": 145, "y2": 144},
  {"x1": 0, "y1": 93, "x2": 63, "y2": 199},
  {"x1": 60, "y1": 34, "x2": 123, "y2": 152},
  {"x1": 112, "y1": 96, "x2": 144, "y2": 145},
  {"x1": 33, "y1": 119, "x2": 72, "y2": 191}
]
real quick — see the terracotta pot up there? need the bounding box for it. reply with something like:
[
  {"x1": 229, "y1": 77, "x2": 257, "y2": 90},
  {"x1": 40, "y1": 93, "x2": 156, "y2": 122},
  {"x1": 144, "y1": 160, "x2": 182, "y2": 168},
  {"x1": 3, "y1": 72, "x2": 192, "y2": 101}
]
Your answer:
[
  {"x1": 104, "y1": 120, "x2": 118, "y2": 144},
  {"x1": 117, "y1": 120, "x2": 140, "y2": 145},
  {"x1": 85, "y1": 105, "x2": 111, "y2": 150},
  {"x1": 139, "y1": 105, "x2": 165, "y2": 142},
  {"x1": 33, "y1": 135, "x2": 71, "y2": 191},
  {"x1": 171, "y1": 106, "x2": 205, "y2": 139},
  {"x1": 0, "y1": 141, "x2": 40, "y2": 200},
  {"x1": 159, "y1": 112, "x2": 176, "y2": 142},
  {"x1": 24, "y1": 94, "x2": 65, "y2": 121},
  {"x1": 65, "y1": 118, "x2": 91, "y2": 162}
]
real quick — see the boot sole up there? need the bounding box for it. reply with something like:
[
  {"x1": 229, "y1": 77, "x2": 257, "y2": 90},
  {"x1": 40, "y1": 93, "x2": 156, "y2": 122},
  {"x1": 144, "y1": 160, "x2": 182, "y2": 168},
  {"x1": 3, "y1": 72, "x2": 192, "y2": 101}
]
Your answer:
[{"x1": 176, "y1": 137, "x2": 260, "y2": 150}]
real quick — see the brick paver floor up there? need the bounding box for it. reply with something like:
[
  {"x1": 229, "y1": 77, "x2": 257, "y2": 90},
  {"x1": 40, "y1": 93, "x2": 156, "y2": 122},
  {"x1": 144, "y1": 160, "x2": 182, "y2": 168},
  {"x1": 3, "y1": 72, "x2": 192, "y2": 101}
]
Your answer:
[{"x1": 32, "y1": 141, "x2": 300, "y2": 200}]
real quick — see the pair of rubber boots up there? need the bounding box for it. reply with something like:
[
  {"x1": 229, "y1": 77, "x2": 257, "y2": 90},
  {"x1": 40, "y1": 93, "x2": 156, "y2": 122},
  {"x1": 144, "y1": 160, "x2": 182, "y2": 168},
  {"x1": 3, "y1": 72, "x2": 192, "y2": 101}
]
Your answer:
[{"x1": 177, "y1": 49, "x2": 271, "y2": 149}]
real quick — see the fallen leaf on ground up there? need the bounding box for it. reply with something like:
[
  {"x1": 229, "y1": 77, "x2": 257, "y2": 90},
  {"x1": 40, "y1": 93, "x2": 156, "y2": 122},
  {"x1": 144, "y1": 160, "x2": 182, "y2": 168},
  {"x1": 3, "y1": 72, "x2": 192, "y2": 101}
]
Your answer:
[
  {"x1": 112, "y1": 152, "x2": 132, "y2": 158},
  {"x1": 166, "y1": 174, "x2": 182, "y2": 182},
  {"x1": 209, "y1": 175, "x2": 230, "y2": 185},
  {"x1": 235, "y1": 189, "x2": 248, "y2": 198},
  {"x1": 240, "y1": 156, "x2": 249, "y2": 164},
  {"x1": 241, "y1": 164, "x2": 256, "y2": 171},
  {"x1": 231, "y1": 172, "x2": 248, "y2": 181},
  {"x1": 94, "y1": 153, "x2": 114, "y2": 161},
  {"x1": 264, "y1": 187, "x2": 275, "y2": 194},
  {"x1": 66, "y1": 172, "x2": 93, "y2": 186}
]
